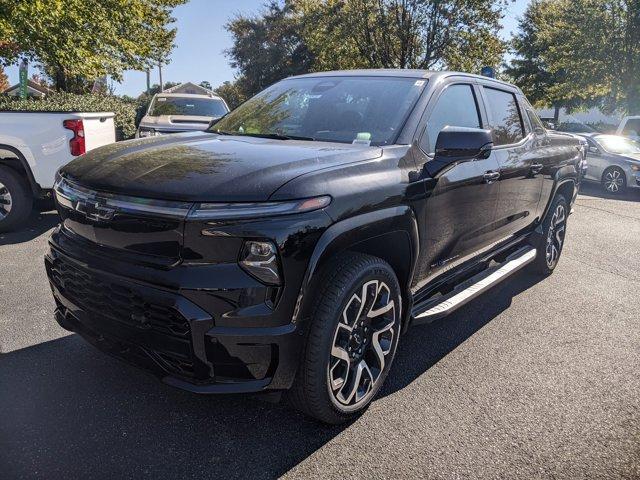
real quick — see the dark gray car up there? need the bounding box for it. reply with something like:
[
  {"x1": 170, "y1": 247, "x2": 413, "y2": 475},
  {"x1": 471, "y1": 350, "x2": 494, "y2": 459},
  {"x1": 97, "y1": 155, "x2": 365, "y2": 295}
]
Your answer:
[{"x1": 579, "y1": 133, "x2": 640, "y2": 193}]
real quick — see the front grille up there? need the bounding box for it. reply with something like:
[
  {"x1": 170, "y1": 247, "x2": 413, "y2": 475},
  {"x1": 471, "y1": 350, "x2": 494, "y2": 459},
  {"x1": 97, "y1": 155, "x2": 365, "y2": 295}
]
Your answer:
[{"x1": 48, "y1": 256, "x2": 191, "y2": 339}]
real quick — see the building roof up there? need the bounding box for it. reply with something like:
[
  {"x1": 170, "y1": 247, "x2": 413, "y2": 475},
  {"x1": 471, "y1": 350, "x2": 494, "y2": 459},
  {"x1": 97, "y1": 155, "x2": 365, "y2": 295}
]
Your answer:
[
  {"x1": 3, "y1": 80, "x2": 53, "y2": 96},
  {"x1": 163, "y1": 82, "x2": 217, "y2": 96}
]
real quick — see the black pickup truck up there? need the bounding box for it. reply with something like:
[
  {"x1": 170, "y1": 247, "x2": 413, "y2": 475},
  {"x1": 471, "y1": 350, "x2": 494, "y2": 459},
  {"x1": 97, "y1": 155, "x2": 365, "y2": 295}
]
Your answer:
[{"x1": 46, "y1": 70, "x2": 584, "y2": 424}]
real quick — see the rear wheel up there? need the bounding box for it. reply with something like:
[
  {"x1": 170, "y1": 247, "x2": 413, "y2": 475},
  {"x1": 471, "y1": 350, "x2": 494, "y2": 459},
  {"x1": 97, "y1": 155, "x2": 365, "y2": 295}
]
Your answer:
[
  {"x1": 289, "y1": 252, "x2": 401, "y2": 424},
  {"x1": 530, "y1": 194, "x2": 568, "y2": 275},
  {"x1": 0, "y1": 166, "x2": 33, "y2": 233},
  {"x1": 602, "y1": 166, "x2": 626, "y2": 194}
]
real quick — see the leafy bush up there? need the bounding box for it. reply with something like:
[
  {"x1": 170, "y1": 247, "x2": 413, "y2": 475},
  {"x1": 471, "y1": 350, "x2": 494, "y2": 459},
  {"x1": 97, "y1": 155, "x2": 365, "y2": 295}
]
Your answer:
[{"x1": 0, "y1": 93, "x2": 138, "y2": 140}]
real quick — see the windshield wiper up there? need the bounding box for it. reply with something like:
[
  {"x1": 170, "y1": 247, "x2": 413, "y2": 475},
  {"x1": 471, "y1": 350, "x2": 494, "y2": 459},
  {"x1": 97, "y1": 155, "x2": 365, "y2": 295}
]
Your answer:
[
  {"x1": 212, "y1": 131, "x2": 315, "y2": 141},
  {"x1": 255, "y1": 133, "x2": 316, "y2": 141}
]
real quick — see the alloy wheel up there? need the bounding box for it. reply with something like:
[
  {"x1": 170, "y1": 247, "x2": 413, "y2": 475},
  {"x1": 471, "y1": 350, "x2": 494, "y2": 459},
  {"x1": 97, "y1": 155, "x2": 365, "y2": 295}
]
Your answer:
[
  {"x1": 327, "y1": 279, "x2": 397, "y2": 409},
  {"x1": 0, "y1": 181, "x2": 12, "y2": 220},
  {"x1": 545, "y1": 203, "x2": 566, "y2": 269},
  {"x1": 604, "y1": 169, "x2": 624, "y2": 193}
]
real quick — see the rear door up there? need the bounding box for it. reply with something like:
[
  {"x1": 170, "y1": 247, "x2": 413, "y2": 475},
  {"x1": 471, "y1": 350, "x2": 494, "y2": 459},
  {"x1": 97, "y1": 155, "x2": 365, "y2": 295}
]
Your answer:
[
  {"x1": 479, "y1": 86, "x2": 543, "y2": 237},
  {"x1": 412, "y1": 81, "x2": 502, "y2": 289}
]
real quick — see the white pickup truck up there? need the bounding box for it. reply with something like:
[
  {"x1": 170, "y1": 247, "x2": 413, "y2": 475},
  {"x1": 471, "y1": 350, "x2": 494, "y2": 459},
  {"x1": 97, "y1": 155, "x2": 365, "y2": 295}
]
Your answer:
[{"x1": 0, "y1": 111, "x2": 116, "y2": 232}]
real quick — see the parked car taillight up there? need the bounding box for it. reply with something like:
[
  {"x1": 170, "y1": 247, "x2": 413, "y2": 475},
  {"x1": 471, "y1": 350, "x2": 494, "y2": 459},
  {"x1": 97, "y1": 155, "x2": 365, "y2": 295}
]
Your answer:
[{"x1": 63, "y1": 119, "x2": 86, "y2": 156}]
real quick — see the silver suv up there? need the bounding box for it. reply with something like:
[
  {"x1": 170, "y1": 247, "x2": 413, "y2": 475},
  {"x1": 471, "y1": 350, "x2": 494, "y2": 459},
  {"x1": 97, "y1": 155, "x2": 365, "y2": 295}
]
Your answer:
[{"x1": 136, "y1": 93, "x2": 229, "y2": 137}]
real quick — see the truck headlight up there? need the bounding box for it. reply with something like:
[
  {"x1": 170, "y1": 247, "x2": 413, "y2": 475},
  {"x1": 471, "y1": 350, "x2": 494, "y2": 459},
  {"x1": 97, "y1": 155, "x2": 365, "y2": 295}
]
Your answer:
[
  {"x1": 189, "y1": 196, "x2": 331, "y2": 220},
  {"x1": 239, "y1": 241, "x2": 281, "y2": 285}
]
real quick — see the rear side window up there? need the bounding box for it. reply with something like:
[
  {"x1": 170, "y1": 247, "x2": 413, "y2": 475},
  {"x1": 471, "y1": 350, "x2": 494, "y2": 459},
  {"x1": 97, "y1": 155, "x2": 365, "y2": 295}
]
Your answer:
[
  {"x1": 420, "y1": 84, "x2": 481, "y2": 154},
  {"x1": 526, "y1": 108, "x2": 545, "y2": 135},
  {"x1": 483, "y1": 87, "x2": 525, "y2": 145}
]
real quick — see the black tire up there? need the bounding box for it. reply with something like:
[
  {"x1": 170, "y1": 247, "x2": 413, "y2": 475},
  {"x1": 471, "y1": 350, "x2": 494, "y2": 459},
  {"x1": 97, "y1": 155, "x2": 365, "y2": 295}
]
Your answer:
[
  {"x1": 288, "y1": 252, "x2": 402, "y2": 424},
  {"x1": 0, "y1": 165, "x2": 33, "y2": 233},
  {"x1": 530, "y1": 193, "x2": 568, "y2": 275},
  {"x1": 601, "y1": 166, "x2": 626, "y2": 194}
]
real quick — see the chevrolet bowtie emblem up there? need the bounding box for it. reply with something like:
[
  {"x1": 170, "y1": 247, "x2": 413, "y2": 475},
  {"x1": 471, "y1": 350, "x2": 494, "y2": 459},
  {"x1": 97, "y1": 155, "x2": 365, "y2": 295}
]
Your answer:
[{"x1": 75, "y1": 197, "x2": 116, "y2": 222}]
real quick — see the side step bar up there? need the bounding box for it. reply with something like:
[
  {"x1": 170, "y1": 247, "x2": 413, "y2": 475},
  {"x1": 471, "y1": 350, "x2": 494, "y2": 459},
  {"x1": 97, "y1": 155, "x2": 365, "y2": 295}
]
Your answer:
[{"x1": 412, "y1": 246, "x2": 537, "y2": 325}]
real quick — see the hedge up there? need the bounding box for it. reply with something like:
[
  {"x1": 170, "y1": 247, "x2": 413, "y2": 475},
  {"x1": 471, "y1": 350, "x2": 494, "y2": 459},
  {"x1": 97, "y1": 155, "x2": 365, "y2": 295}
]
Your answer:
[{"x1": 0, "y1": 93, "x2": 138, "y2": 140}]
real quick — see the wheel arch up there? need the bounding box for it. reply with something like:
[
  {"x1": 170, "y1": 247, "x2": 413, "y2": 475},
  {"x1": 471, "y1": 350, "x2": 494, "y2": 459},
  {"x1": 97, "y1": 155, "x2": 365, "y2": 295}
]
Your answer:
[
  {"x1": 0, "y1": 144, "x2": 40, "y2": 196},
  {"x1": 536, "y1": 178, "x2": 575, "y2": 236},
  {"x1": 293, "y1": 206, "x2": 419, "y2": 327}
]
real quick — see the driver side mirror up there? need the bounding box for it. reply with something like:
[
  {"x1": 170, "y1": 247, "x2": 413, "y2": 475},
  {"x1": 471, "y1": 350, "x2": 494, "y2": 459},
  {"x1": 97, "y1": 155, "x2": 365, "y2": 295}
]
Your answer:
[
  {"x1": 588, "y1": 146, "x2": 600, "y2": 155},
  {"x1": 434, "y1": 126, "x2": 493, "y2": 162}
]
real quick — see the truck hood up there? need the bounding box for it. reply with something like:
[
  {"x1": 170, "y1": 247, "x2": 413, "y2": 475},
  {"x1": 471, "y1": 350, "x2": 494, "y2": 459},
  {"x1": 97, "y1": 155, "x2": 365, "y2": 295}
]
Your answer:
[{"x1": 61, "y1": 132, "x2": 382, "y2": 202}]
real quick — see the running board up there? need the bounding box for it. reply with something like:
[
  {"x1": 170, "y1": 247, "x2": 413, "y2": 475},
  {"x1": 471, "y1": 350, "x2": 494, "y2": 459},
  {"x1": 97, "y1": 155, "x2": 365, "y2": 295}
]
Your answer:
[{"x1": 412, "y1": 246, "x2": 537, "y2": 325}]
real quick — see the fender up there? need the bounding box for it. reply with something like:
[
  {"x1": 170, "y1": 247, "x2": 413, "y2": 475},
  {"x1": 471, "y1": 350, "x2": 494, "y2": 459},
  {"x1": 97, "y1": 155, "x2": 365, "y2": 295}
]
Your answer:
[
  {"x1": 0, "y1": 143, "x2": 40, "y2": 195},
  {"x1": 292, "y1": 206, "x2": 420, "y2": 326},
  {"x1": 536, "y1": 172, "x2": 577, "y2": 236}
]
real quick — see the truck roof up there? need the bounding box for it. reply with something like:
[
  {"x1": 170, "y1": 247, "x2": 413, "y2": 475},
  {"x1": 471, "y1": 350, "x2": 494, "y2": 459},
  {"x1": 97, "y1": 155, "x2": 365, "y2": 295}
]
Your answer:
[{"x1": 290, "y1": 69, "x2": 519, "y2": 91}]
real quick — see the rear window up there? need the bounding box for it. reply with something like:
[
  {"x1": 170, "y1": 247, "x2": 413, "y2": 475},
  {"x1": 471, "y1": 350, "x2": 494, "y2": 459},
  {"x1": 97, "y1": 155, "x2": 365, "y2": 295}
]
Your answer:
[
  {"x1": 483, "y1": 87, "x2": 525, "y2": 146},
  {"x1": 148, "y1": 96, "x2": 228, "y2": 117}
]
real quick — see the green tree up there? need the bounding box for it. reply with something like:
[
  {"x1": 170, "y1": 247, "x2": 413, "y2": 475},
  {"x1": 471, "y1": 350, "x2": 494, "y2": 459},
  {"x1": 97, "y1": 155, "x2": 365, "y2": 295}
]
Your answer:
[
  {"x1": 199, "y1": 80, "x2": 212, "y2": 90},
  {"x1": 225, "y1": 1, "x2": 314, "y2": 98},
  {"x1": 215, "y1": 80, "x2": 249, "y2": 109},
  {"x1": 0, "y1": 66, "x2": 8, "y2": 92},
  {"x1": 508, "y1": 0, "x2": 640, "y2": 115},
  {"x1": 225, "y1": 0, "x2": 508, "y2": 100},
  {"x1": 298, "y1": 0, "x2": 508, "y2": 73},
  {"x1": 505, "y1": 0, "x2": 568, "y2": 121},
  {"x1": 0, "y1": 0, "x2": 186, "y2": 93}
]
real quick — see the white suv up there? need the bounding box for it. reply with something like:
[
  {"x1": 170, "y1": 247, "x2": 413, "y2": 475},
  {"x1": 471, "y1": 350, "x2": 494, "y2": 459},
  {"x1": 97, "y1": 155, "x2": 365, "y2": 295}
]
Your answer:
[{"x1": 136, "y1": 93, "x2": 229, "y2": 138}]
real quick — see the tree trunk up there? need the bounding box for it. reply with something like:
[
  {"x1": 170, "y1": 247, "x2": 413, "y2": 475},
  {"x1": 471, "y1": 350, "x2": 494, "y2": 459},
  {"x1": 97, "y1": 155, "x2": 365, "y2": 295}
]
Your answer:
[
  {"x1": 54, "y1": 68, "x2": 67, "y2": 92},
  {"x1": 553, "y1": 104, "x2": 561, "y2": 124}
]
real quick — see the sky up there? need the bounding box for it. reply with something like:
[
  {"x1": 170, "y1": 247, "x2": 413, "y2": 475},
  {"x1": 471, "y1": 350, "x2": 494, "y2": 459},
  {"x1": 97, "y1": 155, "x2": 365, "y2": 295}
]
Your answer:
[{"x1": 4, "y1": 0, "x2": 529, "y2": 97}]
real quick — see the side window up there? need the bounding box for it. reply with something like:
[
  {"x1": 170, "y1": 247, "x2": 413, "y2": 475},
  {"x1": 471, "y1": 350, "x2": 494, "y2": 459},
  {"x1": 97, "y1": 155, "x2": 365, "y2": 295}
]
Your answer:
[
  {"x1": 483, "y1": 87, "x2": 525, "y2": 146},
  {"x1": 526, "y1": 108, "x2": 546, "y2": 135},
  {"x1": 420, "y1": 84, "x2": 481, "y2": 154}
]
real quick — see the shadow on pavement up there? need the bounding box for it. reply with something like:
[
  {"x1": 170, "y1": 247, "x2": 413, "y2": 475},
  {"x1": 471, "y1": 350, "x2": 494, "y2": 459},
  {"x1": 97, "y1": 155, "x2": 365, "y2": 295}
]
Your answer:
[
  {"x1": 381, "y1": 269, "x2": 542, "y2": 398},
  {"x1": 0, "y1": 210, "x2": 59, "y2": 246},
  {"x1": 579, "y1": 181, "x2": 640, "y2": 201},
  {"x1": 0, "y1": 270, "x2": 543, "y2": 479}
]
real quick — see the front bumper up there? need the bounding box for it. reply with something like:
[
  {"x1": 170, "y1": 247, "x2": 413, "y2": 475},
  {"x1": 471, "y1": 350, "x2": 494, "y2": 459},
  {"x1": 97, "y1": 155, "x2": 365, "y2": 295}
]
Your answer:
[{"x1": 44, "y1": 223, "x2": 323, "y2": 394}]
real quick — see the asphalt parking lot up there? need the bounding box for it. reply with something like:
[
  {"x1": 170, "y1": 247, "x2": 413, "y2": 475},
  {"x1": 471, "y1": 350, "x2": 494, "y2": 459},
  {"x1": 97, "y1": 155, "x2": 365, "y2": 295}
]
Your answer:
[{"x1": 1, "y1": 183, "x2": 638, "y2": 480}]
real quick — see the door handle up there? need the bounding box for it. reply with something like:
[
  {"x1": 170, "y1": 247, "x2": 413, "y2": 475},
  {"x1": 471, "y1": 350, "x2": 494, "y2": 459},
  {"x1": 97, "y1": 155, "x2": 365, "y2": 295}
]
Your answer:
[
  {"x1": 483, "y1": 171, "x2": 500, "y2": 183},
  {"x1": 531, "y1": 163, "x2": 544, "y2": 174}
]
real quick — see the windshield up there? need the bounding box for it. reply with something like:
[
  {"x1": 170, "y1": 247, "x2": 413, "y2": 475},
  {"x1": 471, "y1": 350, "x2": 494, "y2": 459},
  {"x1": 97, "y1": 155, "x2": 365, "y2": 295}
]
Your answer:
[
  {"x1": 209, "y1": 76, "x2": 427, "y2": 145},
  {"x1": 595, "y1": 135, "x2": 640, "y2": 155},
  {"x1": 148, "y1": 96, "x2": 228, "y2": 117}
]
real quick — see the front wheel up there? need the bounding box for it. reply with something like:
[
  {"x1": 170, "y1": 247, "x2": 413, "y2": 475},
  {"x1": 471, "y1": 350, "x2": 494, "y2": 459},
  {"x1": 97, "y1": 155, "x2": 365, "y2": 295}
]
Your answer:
[
  {"x1": 530, "y1": 194, "x2": 568, "y2": 275},
  {"x1": 289, "y1": 252, "x2": 401, "y2": 424},
  {"x1": 602, "y1": 166, "x2": 626, "y2": 194}
]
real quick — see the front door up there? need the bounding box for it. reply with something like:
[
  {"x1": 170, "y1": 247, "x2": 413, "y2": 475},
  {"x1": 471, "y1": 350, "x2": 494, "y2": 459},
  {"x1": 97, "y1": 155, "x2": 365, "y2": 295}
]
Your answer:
[{"x1": 411, "y1": 82, "x2": 502, "y2": 292}]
